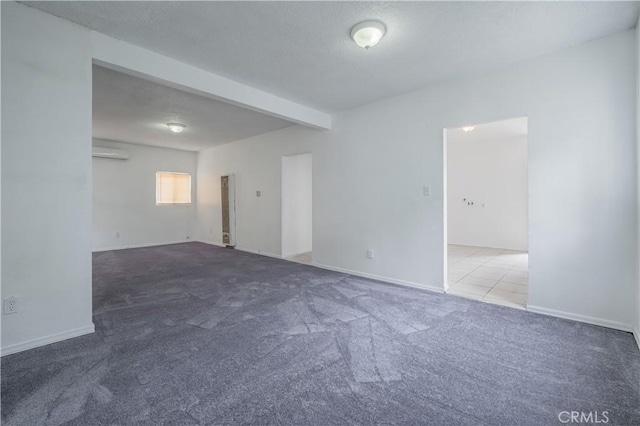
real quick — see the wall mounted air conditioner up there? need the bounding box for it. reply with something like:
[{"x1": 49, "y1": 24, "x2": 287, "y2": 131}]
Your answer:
[{"x1": 92, "y1": 146, "x2": 129, "y2": 160}]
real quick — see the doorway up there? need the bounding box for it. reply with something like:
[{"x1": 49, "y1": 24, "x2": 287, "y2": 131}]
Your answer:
[
  {"x1": 444, "y1": 117, "x2": 529, "y2": 309},
  {"x1": 282, "y1": 153, "x2": 313, "y2": 264}
]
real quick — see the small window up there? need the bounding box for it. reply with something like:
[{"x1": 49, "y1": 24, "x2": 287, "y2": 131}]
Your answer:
[{"x1": 156, "y1": 172, "x2": 191, "y2": 205}]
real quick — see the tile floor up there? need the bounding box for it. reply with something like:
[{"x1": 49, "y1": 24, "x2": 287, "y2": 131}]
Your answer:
[
  {"x1": 286, "y1": 251, "x2": 313, "y2": 265},
  {"x1": 447, "y1": 245, "x2": 528, "y2": 310}
]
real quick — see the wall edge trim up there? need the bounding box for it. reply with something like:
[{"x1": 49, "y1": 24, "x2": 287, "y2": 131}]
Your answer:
[
  {"x1": 527, "y1": 305, "x2": 633, "y2": 333},
  {"x1": 92, "y1": 240, "x2": 192, "y2": 252},
  {"x1": 195, "y1": 240, "x2": 226, "y2": 248},
  {"x1": 312, "y1": 262, "x2": 445, "y2": 294},
  {"x1": 234, "y1": 246, "x2": 282, "y2": 259},
  {"x1": 1, "y1": 324, "x2": 95, "y2": 357}
]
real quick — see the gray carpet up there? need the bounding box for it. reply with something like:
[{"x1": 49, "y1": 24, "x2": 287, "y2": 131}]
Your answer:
[{"x1": 1, "y1": 242, "x2": 639, "y2": 425}]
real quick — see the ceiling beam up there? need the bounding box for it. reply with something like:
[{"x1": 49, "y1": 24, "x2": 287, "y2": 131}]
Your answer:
[{"x1": 90, "y1": 31, "x2": 332, "y2": 130}]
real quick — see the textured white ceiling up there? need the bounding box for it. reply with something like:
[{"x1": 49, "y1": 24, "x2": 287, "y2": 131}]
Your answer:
[
  {"x1": 447, "y1": 117, "x2": 528, "y2": 144},
  {"x1": 23, "y1": 1, "x2": 639, "y2": 112},
  {"x1": 92, "y1": 65, "x2": 294, "y2": 151}
]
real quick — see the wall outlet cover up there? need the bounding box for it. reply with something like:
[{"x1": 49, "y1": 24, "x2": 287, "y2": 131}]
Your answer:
[{"x1": 3, "y1": 297, "x2": 18, "y2": 315}]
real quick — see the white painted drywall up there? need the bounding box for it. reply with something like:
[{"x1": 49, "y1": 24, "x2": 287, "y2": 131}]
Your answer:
[
  {"x1": 198, "y1": 29, "x2": 637, "y2": 330},
  {"x1": 635, "y1": 22, "x2": 640, "y2": 347},
  {"x1": 197, "y1": 138, "x2": 315, "y2": 258},
  {"x1": 92, "y1": 139, "x2": 197, "y2": 251},
  {"x1": 1, "y1": 3, "x2": 94, "y2": 354},
  {"x1": 447, "y1": 133, "x2": 528, "y2": 251},
  {"x1": 90, "y1": 32, "x2": 331, "y2": 130},
  {"x1": 0, "y1": 2, "x2": 3, "y2": 345},
  {"x1": 282, "y1": 153, "x2": 312, "y2": 258}
]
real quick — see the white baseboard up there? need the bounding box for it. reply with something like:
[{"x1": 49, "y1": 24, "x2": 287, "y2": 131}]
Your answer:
[
  {"x1": 1, "y1": 323, "x2": 95, "y2": 357},
  {"x1": 93, "y1": 240, "x2": 192, "y2": 252},
  {"x1": 195, "y1": 239, "x2": 226, "y2": 248},
  {"x1": 196, "y1": 240, "x2": 282, "y2": 260},
  {"x1": 447, "y1": 242, "x2": 528, "y2": 252},
  {"x1": 235, "y1": 246, "x2": 282, "y2": 259},
  {"x1": 283, "y1": 250, "x2": 312, "y2": 259},
  {"x1": 199, "y1": 243, "x2": 440, "y2": 292},
  {"x1": 527, "y1": 305, "x2": 633, "y2": 333},
  {"x1": 312, "y1": 262, "x2": 444, "y2": 294}
]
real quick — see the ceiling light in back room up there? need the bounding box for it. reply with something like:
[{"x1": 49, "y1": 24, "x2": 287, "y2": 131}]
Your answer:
[
  {"x1": 351, "y1": 21, "x2": 386, "y2": 49},
  {"x1": 462, "y1": 126, "x2": 476, "y2": 132},
  {"x1": 167, "y1": 123, "x2": 186, "y2": 133}
]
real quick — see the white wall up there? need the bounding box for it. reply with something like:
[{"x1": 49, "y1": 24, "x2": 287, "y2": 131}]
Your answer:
[
  {"x1": 198, "y1": 29, "x2": 637, "y2": 331},
  {"x1": 1, "y1": 2, "x2": 3, "y2": 346},
  {"x1": 282, "y1": 153, "x2": 312, "y2": 258},
  {"x1": 1, "y1": 3, "x2": 94, "y2": 355},
  {"x1": 447, "y1": 134, "x2": 528, "y2": 251},
  {"x1": 92, "y1": 139, "x2": 197, "y2": 251},
  {"x1": 198, "y1": 140, "x2": 314, "y2": 258},
  {"x1": 635, "y1": 23, "x2": 640, "y2": 347}
]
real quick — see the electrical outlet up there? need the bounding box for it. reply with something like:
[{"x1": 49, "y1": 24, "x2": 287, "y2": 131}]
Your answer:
[
  {"x1": 367, "y1": 249, "x2": 374, "y2": 259},
  {"x1": 115, "y1": 232, "x2": 120, "y2": 239},
  {"x1": 3, "y1": 297, "x2": 18, "y2": 315}
]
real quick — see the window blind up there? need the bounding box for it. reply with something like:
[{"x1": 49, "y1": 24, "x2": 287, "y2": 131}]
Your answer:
[{"x1": 156, "y1": 172, "x2": 191, "y2": 205}]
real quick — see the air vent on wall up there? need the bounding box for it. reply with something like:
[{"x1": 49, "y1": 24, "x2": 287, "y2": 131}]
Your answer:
[{"x1": 92, "y1": 146, "x2": 129, "y2": 160}]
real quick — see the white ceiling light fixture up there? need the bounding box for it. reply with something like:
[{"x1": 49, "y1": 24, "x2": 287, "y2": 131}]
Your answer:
[
  {"x1": 462, "y1": 126, "x2": 476, "y2": 132},
  {"x1": 167, "y1": 122, "x2": 186, "y2": 133},
  {"x1": 351, "y1": 21, "x2": 386, "y2": 50}
]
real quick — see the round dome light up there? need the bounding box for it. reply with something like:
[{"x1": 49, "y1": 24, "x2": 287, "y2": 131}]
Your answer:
[
  {"x1": 351, "y1": 21, "x2": 386, "y2": 50},
  {"x1": 167, "y1": 123, "x2": 186, "y2": 133}
]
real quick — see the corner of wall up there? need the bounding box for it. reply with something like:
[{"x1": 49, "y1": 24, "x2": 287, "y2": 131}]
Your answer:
[
  {"x1": 2, "y1": 0, "x2": 93, "y2": 356},
  {"x1": 636, "y1": 22, "x2": 640, "y2": 350},
  {"x1": 1, "y1": 323, "x2": 95, "y2": 357}
]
